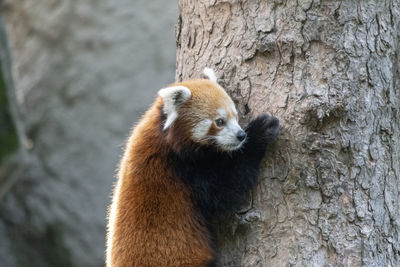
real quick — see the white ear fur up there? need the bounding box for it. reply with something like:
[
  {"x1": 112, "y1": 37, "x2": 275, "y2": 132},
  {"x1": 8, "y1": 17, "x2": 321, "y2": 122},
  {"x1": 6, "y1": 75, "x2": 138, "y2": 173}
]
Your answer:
[
  {"x1": 158, "y1": 86, "x2": 191, "y2": 130},
  {"x1": 203, "y1": 67, "x2": 217, "y2": 82}
]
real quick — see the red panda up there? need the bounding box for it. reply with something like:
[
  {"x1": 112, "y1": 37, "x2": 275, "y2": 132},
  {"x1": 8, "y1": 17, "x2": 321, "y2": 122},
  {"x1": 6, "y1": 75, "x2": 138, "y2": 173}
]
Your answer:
[{"x1": 106, "y1": 68, "x2": 279, "y2": 267}]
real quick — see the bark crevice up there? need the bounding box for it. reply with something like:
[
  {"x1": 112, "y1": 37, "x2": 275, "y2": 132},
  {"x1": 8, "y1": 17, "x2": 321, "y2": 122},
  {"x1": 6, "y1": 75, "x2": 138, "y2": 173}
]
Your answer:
[{"x1": 177, "y1": 0, "x2": 400, "y2": 266}]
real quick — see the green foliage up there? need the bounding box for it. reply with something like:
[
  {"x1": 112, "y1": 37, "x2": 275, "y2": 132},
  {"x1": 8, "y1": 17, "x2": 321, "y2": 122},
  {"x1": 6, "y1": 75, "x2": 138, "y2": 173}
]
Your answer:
[
  {"x1": 0, "y1": 66, "x2": 18, "y2": 163},
  {"x1": 11, "y1": 223, "x2": 73, "y2": 267}
]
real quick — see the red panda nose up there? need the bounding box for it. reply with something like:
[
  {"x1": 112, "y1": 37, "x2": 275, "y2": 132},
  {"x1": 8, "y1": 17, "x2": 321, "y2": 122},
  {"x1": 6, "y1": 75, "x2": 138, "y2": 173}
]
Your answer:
[{"x1": 236, "y1": 130, "x2": 247, "y2": 142}]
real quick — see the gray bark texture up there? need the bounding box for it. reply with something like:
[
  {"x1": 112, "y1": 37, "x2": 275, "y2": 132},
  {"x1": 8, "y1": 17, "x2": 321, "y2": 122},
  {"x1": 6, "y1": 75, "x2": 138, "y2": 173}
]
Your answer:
[{"x1": 177, "y1": 0, "x2": 400, "y2": 266}]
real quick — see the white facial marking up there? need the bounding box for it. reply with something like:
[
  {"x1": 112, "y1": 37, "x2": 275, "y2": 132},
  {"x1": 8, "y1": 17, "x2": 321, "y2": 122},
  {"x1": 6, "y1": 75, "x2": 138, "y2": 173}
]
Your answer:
[
  {"x1": 231, "y1": 103, "x2": 238, "y2": 116},
  {"x1": 203, "y1": 67, "x2": 217, "y2": 82},
  {"x1": 192, "y1": 119, "x2": 212, "y2": 140},
  {"x1": 227, "y1": 118, "x2": 242, "y2": 132},
  {"x1": 215, "y1": 118, "x2": 244, "y2": 151},
  {"x1": 158, "y1": 86, "x2": 191, "y2": 130},
  {"x1": 164, "y1": 110, "x2": 178, "y2": 130},
  {"x1": 217, "y1": 108, "x2": 227, "y2": 118}
]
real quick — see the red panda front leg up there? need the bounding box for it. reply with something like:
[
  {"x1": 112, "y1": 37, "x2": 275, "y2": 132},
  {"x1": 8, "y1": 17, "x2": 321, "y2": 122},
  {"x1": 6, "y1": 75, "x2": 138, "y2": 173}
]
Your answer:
[
  {"x1": 211, "y1": 114, "x2": 279, "y2": 216},
  {"x1": 173, "y1": 114, "x2": 279, "y2": 220}
]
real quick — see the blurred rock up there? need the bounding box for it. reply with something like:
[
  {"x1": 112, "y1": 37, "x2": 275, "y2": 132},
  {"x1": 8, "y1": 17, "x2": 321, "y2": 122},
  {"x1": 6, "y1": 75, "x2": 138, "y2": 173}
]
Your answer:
[{"x1": 0, "y1": 0, "x2": 178, "y2": 266}]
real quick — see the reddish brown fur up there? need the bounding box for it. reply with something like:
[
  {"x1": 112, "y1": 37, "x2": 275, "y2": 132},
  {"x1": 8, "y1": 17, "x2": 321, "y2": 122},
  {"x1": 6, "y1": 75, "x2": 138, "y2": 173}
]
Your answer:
[
  {"x1": 107, "y1": 92, "x2": 216, "y2": 266},
  {"x1": 168, "y1": 79, "x2": 237, "y2": 148},
  {"x1": 178, "y1": 79, "x2": 236, "y2": 122}
]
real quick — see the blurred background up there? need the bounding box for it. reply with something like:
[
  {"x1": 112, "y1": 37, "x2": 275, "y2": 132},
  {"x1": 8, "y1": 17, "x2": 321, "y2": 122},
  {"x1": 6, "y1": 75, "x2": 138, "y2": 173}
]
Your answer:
[{"x1": 0, "y1": 0, "x2": 178, "y2": 266}]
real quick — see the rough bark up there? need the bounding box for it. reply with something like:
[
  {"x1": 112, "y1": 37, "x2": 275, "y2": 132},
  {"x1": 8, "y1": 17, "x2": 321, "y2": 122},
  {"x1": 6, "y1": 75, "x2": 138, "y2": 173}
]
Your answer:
[{"x1": 176, "y1": 1, "x2": 400, "y2": 266}]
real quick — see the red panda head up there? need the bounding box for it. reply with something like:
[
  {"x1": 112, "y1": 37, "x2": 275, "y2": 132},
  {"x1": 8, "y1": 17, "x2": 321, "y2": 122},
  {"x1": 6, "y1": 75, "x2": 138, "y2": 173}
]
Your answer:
[{"x1": 158, "y1": 68, "x2": 246, "y2": 152}]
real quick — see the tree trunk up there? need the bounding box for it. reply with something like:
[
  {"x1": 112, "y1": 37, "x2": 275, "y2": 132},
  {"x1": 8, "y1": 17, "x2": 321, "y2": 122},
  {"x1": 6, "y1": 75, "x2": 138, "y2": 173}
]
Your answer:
[{"x1": 176, "y1": 1, "x2": 400, "y2": 266}]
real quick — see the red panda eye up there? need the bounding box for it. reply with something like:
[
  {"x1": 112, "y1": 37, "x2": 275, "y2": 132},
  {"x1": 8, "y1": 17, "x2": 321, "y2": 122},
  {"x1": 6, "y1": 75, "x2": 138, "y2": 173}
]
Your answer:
[{"x1": 215, "y1": 119, "x2": 225, "y2": 127}]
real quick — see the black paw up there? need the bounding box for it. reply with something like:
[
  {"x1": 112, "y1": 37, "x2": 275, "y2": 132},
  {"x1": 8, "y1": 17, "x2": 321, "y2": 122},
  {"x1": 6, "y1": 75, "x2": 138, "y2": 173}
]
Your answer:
[{"x1": 246, "y1": 114, "x2": 280, "y2": 143}]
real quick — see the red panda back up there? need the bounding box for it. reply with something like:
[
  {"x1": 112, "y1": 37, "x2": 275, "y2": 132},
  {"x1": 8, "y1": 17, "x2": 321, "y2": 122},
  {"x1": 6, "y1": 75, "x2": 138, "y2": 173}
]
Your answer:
[{"x1": 106, "y1": 99, "x2": 214, "y2": 267}]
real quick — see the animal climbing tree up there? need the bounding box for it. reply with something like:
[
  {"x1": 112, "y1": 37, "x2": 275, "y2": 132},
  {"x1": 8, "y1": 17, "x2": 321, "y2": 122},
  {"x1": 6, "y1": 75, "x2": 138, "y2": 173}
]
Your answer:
[{"x1": 176, "y1": 0, "x2": 400, "y2": 266}]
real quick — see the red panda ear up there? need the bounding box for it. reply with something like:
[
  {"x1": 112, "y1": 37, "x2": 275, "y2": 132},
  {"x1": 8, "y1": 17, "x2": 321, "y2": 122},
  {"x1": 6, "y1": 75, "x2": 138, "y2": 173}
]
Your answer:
[
  {"x1": 158, "y1": 86, "x2": 191, "y2": 130},
  {"x1": 203, "y1": 67, "x2": 217, "y2": 82}
]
